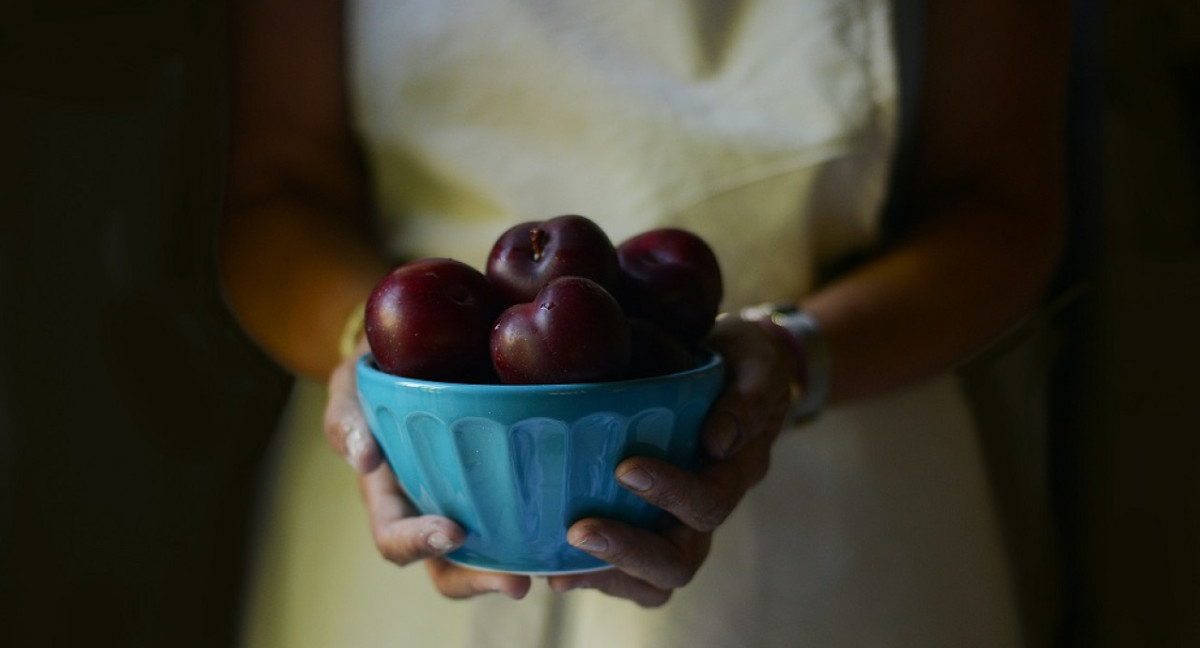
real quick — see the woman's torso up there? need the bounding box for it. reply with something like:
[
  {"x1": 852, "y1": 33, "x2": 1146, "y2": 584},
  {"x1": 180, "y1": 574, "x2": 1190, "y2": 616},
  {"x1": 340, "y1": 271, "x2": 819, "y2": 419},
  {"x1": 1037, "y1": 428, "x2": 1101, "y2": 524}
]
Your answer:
[
  {"x1": 347, "y1": 0, "x2": 899, "y2": 307},
  {"x1": 239, "y1": 3, "x2": 1022, "y2": 646}
]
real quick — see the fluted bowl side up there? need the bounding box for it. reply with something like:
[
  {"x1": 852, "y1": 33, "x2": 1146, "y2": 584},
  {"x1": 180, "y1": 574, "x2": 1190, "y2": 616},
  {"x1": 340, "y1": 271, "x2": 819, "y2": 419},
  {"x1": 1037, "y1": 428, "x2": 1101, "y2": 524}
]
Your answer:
[{"x1": 355, "y1": 351, "x2": 725, "y2": 574}]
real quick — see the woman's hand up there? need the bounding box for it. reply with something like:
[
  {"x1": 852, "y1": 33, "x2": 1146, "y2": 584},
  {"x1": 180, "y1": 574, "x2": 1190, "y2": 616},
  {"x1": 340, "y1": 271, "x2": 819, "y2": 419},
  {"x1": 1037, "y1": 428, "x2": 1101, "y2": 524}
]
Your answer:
[
  {"x1": 323, "y1": 338, "x2": 533, "y2": 600},
  {"x1": 546, "y1": 317, "x2": 797, "y2": 606}
]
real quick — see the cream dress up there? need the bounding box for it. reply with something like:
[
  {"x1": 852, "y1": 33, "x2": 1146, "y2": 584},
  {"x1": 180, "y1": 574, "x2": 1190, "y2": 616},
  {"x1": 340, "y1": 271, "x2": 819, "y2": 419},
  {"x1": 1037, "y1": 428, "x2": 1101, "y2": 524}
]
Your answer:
[{"x1": 241, "y1": 0, "x2": 1022, "y2": 646}]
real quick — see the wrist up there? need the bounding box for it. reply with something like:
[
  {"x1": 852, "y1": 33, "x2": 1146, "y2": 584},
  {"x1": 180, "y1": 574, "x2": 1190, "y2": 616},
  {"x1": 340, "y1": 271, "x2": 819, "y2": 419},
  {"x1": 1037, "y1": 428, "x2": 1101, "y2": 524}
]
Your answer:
[
  {"x1": 739, "y1": 302, "x2": 832, "y2": 424},
  {"x1": 338, "y1": 300, "x2": 368, "y2": 362}
]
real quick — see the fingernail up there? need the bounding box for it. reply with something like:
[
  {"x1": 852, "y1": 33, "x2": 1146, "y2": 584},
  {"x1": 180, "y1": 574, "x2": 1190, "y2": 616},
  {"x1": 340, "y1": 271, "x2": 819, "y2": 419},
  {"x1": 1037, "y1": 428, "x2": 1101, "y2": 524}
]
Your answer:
[
  {"x1": 569, "y1": 530, "x2": 608, "y2": 553},
  {"x1": 616, "y1": 467, "x2": 653, "y2": 492},
  {"x1": 427, "y1": 531, "x2": 456, "y2": 553},
  {"x1": 344, "y1": 421, "x2": 368, "y2": 471}
]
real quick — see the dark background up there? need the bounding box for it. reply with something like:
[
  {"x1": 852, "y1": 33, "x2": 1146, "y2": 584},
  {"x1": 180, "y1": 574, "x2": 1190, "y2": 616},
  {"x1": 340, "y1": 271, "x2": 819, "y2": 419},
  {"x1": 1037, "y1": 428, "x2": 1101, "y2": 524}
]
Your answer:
[
  {"x1": 2, "y1": 1, "x2": 1198, "y2": 647},
  {"x1": 1, "y1": 3, "x2": 292, "y2": 647}
]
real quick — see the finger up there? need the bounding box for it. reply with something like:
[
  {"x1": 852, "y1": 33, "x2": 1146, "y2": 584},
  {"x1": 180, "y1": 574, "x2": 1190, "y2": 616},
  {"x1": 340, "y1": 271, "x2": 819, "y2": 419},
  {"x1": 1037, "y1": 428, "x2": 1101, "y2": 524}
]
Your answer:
[
  {"x1": 616, "y1": 458, "x2": 736, "y2": 532},
  {"x1": 547, "y1": 568, "x2": 673, "y2": 608},
  {"x1": 564, "y1": 517, "x2": 710, "y2": 592},
  {"x1": 703, "y1": 378, "x2": 789, "y2": 458},
  {"x1": 359, "y1": 466, "x2": 462, "y2": 565},
  {"x1": 425, "y1": 557, "x2": 533, "y2": 600},
  {"x1": 699, "y1": 429, "x2": 777, "y2": 516},
  {"x1": 614, "y1": 437, "x2": 770, "y2": 534},
  {"x1": 701, "y1": 320, "x2": 794, "y2": 459},
  {"x1": 325, "y1": 350, "x2": 382, "y2": 473},
  {"x1": 360, "y1": 468, "x2": 532, "y2": 600}
]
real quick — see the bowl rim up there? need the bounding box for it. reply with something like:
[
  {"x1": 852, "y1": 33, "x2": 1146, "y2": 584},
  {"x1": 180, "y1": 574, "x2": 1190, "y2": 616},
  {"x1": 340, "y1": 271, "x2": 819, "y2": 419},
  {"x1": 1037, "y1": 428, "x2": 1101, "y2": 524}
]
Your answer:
[{"x1": 356, "y1": 349, "x2": 724, "y2": 394}]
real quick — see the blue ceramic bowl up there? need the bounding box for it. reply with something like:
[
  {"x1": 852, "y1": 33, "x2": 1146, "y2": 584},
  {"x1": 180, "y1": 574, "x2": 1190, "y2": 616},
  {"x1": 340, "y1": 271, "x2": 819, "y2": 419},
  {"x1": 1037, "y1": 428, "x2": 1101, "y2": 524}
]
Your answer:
[{"x1": 355, "y1": 351, "x2": 725, "y2": 574}]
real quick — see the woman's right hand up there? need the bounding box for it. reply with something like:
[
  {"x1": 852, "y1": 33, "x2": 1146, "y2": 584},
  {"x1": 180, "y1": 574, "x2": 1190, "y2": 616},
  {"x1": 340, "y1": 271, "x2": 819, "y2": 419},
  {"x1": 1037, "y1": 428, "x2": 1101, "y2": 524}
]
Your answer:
[{"x1": 323, "y1": 338, "x2": 533, "y2": 599}]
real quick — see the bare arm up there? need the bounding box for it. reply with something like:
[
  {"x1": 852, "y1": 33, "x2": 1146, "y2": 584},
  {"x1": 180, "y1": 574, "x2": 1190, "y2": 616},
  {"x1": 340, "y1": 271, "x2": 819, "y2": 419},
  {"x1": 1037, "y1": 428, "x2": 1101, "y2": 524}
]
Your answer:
[
  {"x1": 220, "y1": 0, "x2": 532, "y2": 599},
  {"x1": 802, "y1": 0, "x2": 1070, "y2": 404},
  {"x1": 220, "y1": 0, "x2": 387, "y2": 380}
]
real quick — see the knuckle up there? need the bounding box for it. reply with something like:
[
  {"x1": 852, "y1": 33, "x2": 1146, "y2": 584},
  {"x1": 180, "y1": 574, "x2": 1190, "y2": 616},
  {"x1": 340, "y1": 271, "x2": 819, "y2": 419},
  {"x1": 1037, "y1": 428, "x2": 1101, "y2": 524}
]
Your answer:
[
  {"x1": 436, "y1": 583, "x2": 474, "y2": 600},
  {"x1": 599, "y1": 540, "x2": 638, "y2": 565},
  {"x1": 747, "y1": 453, "x2": 771, "y2": 487},
  {"x1": 638, "y1": 590, "x2": 673, "y2": 609},
  {"x1": 650, "y1": 480, "x2": 690, "y2": 513},
  {"x1": 742, "y1": 440, "x2": 773, "y2": 488},
  {"x1": 322, "y1": 413, "x2": 349, "y2": 445},
  {"x1": 690, "y1": 491, "x2": 735, "y2": 531},
  {"x1": 374, "y1": 534, "x2": 418, "y2": 567},
  {"x1": 423, "y1": 561, "x2": 462, "y2": 599},
  {"x1": 372, "y1": 534, "x2": 398, "y2": 563},
  {"x1": 432, "y1": 579, "x2": 467, "y2": 600},
  {"x1": 372, "y1": 535, "x2": 396, "y2": 561},
  {"x1": 660, "y1": 564, "x2": 696, "y2": 591}
]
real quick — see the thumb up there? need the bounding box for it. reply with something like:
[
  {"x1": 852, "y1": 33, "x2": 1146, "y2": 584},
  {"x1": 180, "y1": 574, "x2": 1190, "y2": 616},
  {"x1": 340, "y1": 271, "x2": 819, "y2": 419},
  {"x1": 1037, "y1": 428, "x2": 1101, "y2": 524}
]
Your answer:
[{"x1": 325, "y1": 340, "x2": 382, "y2": 473}]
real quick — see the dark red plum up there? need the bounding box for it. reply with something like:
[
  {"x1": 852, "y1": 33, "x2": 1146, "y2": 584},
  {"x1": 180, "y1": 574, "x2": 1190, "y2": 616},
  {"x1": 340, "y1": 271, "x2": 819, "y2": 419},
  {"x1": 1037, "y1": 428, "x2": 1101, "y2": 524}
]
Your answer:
[
  {"x1": 615, "y1": 228, "x2": 723, "y2": 345},
  {"x1": 491, "y1": 276, "x2": 631, "y2": 385},
  {"x1": 625, "y1": 318, "x2": 697, "y2": 379},
  {"x1": 485, "y1": 214, "x2": 618, "y2": 306},
  {"x1": 365, "y1": 258, "x2": 501, "y2": 382}
]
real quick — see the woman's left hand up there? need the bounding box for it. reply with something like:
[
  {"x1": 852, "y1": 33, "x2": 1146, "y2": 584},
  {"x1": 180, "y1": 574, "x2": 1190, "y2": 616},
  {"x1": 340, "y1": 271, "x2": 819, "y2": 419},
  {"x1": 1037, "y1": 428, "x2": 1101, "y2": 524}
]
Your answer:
[{"x1": 546, "y1": 316, "x2": 797, "y2": 606}]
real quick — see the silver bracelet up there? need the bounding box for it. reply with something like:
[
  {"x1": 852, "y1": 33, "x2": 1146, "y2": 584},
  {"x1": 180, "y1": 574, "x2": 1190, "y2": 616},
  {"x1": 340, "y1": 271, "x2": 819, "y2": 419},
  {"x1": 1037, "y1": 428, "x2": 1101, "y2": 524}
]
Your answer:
[{"x1": 739, "y1": 302, "x2": 833, "y2": 424}]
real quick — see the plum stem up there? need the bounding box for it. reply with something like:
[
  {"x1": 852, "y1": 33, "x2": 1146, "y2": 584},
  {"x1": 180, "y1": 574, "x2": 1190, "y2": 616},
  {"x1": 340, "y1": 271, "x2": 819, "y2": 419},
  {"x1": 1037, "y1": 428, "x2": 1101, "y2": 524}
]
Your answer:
[{"x1": 530, "y1": 228, "x2": 548, "y2": 262}]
